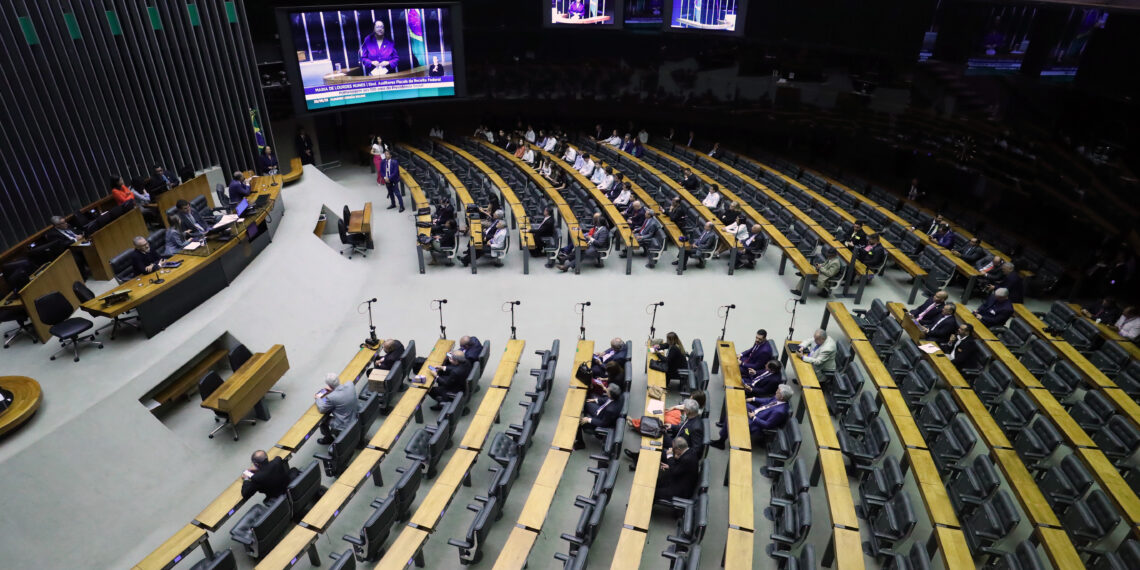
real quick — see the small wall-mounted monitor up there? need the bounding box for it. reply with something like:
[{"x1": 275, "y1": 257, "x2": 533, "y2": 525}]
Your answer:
[
  {"x1": 544, "y1": 0, "x2": 623, "y2": 28},
  {"x1": 665, "y1": 0, "x2": 746, "y2": 34}
]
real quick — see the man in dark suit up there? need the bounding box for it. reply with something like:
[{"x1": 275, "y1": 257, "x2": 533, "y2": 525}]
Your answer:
[
  {"x1": 974, "y1": 288, "x2": 1014, "y2": 327},
  {"x1": 736, "y1": 224, "x2": 768, "y2": 269},
  {"x1": 910, "y1": 290, "x2": 950, "y2": 327},
  {"x1": 654, "y1": 436, "x2": 699, "y2": 502},
  {"x1": 576, "y1": 383, "x2": 623, "y2": 449},
  {"x1": 459, "y1": 335, "x2": 483, "y2": 363},
  {"x1": 663, "y1": 399, "x2": 704, "y2": 456},
  {"x1": 855, "y1": 233, "x2": 886, "y2": 271},
  {"x1": 984, "y1": 264, "x2": 1024, "y2": 303},
  {"x1": 44, "y1": 215, "x2": 91, "y2": 277},
  {"x1": 922, "y1": 303, "x2": 958, "y2": 344},
  {"x1": 380, "y1": 151, "x2": 404, "y2": 212},
  {"x1": 666, "y1": 197, "x2": 687, "y2": 229},
  {"x1": 842, "y1": 219, "x2": 867, "y2": 249},
  {"x1": 129, "y1": 236, "x2": 161, "y2": 275},
  {"x1": 530, "y1": 206, "x2": 556, "y2": 258},
  {"x1": 680, "y1": 168, "x2": 700, "y2": 192},
  {"x1": 560, "y1": 212, "x2": 610, "y2": 271},
  {"x1": 374, "y1": 339, "x2": 404, "y2": 370},
  {"x1": 678, "y1": 221, "x2": 717, "y2": 268},
  {"x1": 595, "y1": 338, "x2": 629, "y2": 367},
  {"x1": 240, "y1": 450, "x2": 291, "y2": 500},
  {"x1": 955, "y1": 237, "x2": 986, "y2": 264},
  {"x1": 711, "y1": 384, "x2": 793, "y2": 448},
  {"x1": 295, "y1": 128, "x2": 315, "y2": 165},
  {"x1": 151, "y1": 166, "x2": 180, "y2": 194},
  {"x1": 228, "y1": 171, "x2": 251, "y2": 204},
  {"x1": 739, "y1": 329, "x2": 774, "y2": 373},
  {"x1": 623, "y1": 201, "x2": 646, "y2": 229},
  {"x1": 176, "y1": 199, "x2": 213, "y2": 238},
  {"x1": 942, "y1": 324, "x2": 981, "y2": 373},
  {"x1": 432, "y1": 197, "x2": 456, "y2": 228},
  {"x1": 422, "y1": 351, "x2": 471, "y2": 410},
  {"x1": 744, "y1": 361, "x2": 782, "y2": 397},
  {"x1": 633, "y1": 210, "x2": 666, "y2": 268}
]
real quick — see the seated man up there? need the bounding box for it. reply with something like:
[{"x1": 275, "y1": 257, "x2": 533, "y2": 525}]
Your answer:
[
  {"x1": 677, "y1": 221, "x2": 717, "y2": 268},
  {"x1": 974, "y1": 288, "x2": 1014, "y2": 327},
  {"x1": 910, "y1": 290, "x2": 950, "y2": 327},
  {"x1": 596, "y1": 167, "x2": 614, "y2": 191},
  {"x1": 841, "y1": 219, "x2": 866, "y2": 249},
  {"x1": 590, "y1": 164, "x2": 607, "y2": 186},
  {"x1": 610, "y1": 181, "x2": 632, "y2": 208},
  {"x1": 45, "y1": 215, "x2": 90, "y2": 277},
  {"x1": 710, "y1": 384, "x2": 794, "y2": 448},
  {"x1": 623, "y1": 201, "x2": 645, "y2": 229},
  {"x1": 790, "y1": 247, "x2": 842, "y2": 297},
  {"x1": 797, "y1": 329, "x2": 837, "y2": 377},
  {"x1": 736, "y1": 225, "x2": 769, "y2": 270},
  {"x1": 1080, "y1": 296, "x2": 1122, "y2": 325},
  {"x1": 421, "y1": 351, "x2": 472, "y2": 409},
  {"x1": 176, "y1": 199, "x2": 214, "y2": 238},
  {"x1": 595, "y1": 337, "x2": 629, "y2": 366},
  {"x1": 577, "y1": 153, "x2": 595, "y2": 178},
  {"x1": 240, "y1": 449, "x2": 290, "y2": 500},
  {"x1": 854, "y1": 233, "x2": 886, "y2": 272},
  {"x1": 975, "y1": 255, "x2": 1005, "y2": 284},
  {"x1": 228, "y1": 171, "x2": 252, "y2": 205},
  {"x1": 151, "y1": 165, "x2": 180, "y2": 192},
  {"x1": 529, "y1": 207, "x2": 556, "y2": 258},
  {"x1": 739, "y1": 329, "x2": 774, "y2": 372},
  {"x1": 601, "y1": 129, "x2": 622, "y2": 146},
  {"x1": 427, "y1": 219, "x2": 457, "y2": 266},
  {"x1": 941, "y1": 324, "x2": 981, "y2": 373},
  {"x1": 459, "y1": 335, "x2": 483, "y2": 363},
  {"x1": 933, "y1": 224, "x2": 955, "y2": 248},
  {"x1": 680, "y1": 168, "x2": 700, "y2": 193},
  {"x1": 662, "y1": 399, "x2": 704, "y2": 455},
  {"x1": 432, "y1": 198, "x2": 456, "y2": 229},
  {"x1": 129, "y1": 235, "x2": 162, "y2": 276},
  {"x1": 955, "y1": 237, "x2": 986, "y2": 264},
  {"x1": 666, "y1": 197, "x2": 687, "y2": 229},
  {"x1": 575, "y1": 383, "x2": 623, "y2": 449},
  {"x1": 655, "y1": 436, "x2": 699, "y2": 502},
  {"x1": 627, "y1": 389, "x2": 706, "y2": 432},
  {"x1": 460, "y1": 211, "x2": 506, "y2": 267},
  {"x1": 632, "y1": 210, "x2": 665, "y2": 268},
  {"x1": 744, "y1": 361, "x2": 782, "y2": 397},
  {"x1": 921, "y1": 303, "x2": 958, "y2": 344},
  {"x1": 1110, "y1": 306, "x2": 1140, "y2": 341},
  {"x1": 983, "y1": 263, "x2": 1024, "y2": 303},
  {"x1": 316, "y1": 373, "x2": 359, "y2": 444},
  {"x1": 558, "y1": 213, "x2": 610, "y2": 272},
  {"x1": 374, "y1": 339, "x2": 404, "y2": 370}
]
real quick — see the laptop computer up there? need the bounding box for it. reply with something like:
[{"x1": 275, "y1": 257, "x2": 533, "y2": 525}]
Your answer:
[{"x1": 235, "y1": 198, "x2": 251, "y2": 217}]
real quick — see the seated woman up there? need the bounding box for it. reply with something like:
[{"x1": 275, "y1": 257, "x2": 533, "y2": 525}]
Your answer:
[
  {"x1": 627, "y1": 387, "x2": 706, "y2": 431},
  {"x1": 651, "y1": 332, "x2": 688, "y2": 384},
  {"x1": 164, "y1": 216, "x2": 192, "y2": 256},
  {"x1": 259, "y1": 146, "x2": 279, "y2": 175},
  {"x1": 109, "y1": 176, "x2": 134, "y2": 206},
  {"x1": 710, "y1": 384, "x2": 794, "y2": 449}
]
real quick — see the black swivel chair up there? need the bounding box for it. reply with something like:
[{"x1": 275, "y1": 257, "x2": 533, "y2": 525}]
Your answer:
[
  {"x1": 285, "y1": 461, "x2": 325, "y2": 522},
  {"x1": 327, "y1": 548, "x2": 356, "y2": 570},
  {"x1": 34, "y1": 291, "x2": 102, "y2": 362},
  {"x1": 189, "y1": 549, "x2": 236, "y2": 570},
  {"x1": 338, "y1": 219, "x2": 369, "y2": 258},
  {"x1": 200, "y1": 371, "x2": 255, "y2": 440},
  {"x1": 216, "y1": 184, "x2": 231, "y2": 210},
  {"x1": 110, "y1": 248, "x2": 137, "y2": 284},
  {"x1": 345, "y1": 495, "x2": 398, "y2": 562},
  {"x1": 72, "y1": 281, "x2": 140, "y2": 339},
  {"x1": 229, "y1": 495, "x2": 292, "y2": 558},
  {"x1": 0, "y1": 303, "x2": 37, "y2": 348},
  {"x1": 315, "y1": 418, "x2": 363, "y2": 477}
]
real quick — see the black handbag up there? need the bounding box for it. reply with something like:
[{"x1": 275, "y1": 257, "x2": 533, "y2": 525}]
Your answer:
[
  {"x1": 648, "y1": 358, "x2": 668, "y2": 373},
  {"x1": 639, "y1": 416, "x2": 665, "y2": 438}
]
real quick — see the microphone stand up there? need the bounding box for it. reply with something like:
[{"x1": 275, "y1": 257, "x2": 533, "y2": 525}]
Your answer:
[
  {"x1": 647, "y1": 302, "x2": 663, "y2": 341},
  {"x1": 433, "y1": 300, "x2": 447, "y2": 339},
  {"x1": 786, "y1": 296, "x2": 801, "y2": 344},
  {"x1": 718, "y1": 305, "x2": 735, "y2": 341},
  {"x1": 362, "y1": 298, "x2": 381, "y2": 349},
  {"x1": 504, "y1": 301, "x2": 520, "y2": 340},
  {"x1": 576, "y1": 302, "x2": 590, "y2": 340}
]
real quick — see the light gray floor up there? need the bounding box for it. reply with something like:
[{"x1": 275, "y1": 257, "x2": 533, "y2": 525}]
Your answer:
[{"x1": 0, "y1": 164, "x2": 1016, "y2": 569}]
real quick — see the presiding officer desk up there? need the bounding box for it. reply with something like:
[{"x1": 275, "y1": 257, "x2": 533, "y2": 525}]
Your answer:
[{"x1": 79, "y1": 174, "x2": 284, "y2": 337}]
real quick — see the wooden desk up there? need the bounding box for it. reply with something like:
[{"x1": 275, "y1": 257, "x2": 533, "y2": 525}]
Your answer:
[
  {"x1": 825, "y1": 301, "x2": 868, "y2": 341},
  {"x1": 571, "y1": 144, "x2": 684, "y2": 248},
  {"x1": 300, "y1": 481, "x2": 356, "y2": 532},
  {"x1": 516, "y1": 449, "x2": 570, "y2": 531},
  {"x1": 346, "y1": 202, "x2": 373, "y2": 247},
  {"x1": 724, "y1": 528, "x2": 754, "y2": 570},
  {"x1": 948, "y1": 381, "x2": 1012, "y2": 449},
  {"x1": 401, "y1": 143, "x2": 484, "y2": 253},
  {"x1": 804, "y1": 389, "x2": 840, "y2": 449},
  {"x1": 786, "y1": 347, "x2": 821, "y2": 389},
  {"x1": 434, "y1": 139, "x2": 537, "y2": 252},
  {"x1": 0, "y1": 376, "x2": 41, "y2": 437},
  {"x1": 14, "y1": 252, "x2": 84, "y2": 343},
  {"x1": 376, "y1": 527, "x2": 430, "y2": 570},
  {"x1": 1036, "y1": 527, "x2": 1084, "y2": 569},
  {"x1": 201, "y1": 345, "x2": 290, "y2": 427},
  {"x1": 253, "y1": 526, "x2": 318, "y2": 570},
  {"x1": 1076, "y1": 447, "x2": 1140, "y2": 529},
  {"x1": 74, "y1": 207, "x2": 148, "y2": 280},
  {"x1": 933, "y1": 526, "x2": 974, "y2": 570},
  {"x1": 819, "y1": 448, "x2": 858, "y2": 529},
  {"x1": 368, "y1": 339, "x2": 453, "y2": 450},
  {"x1": 610, "y1": 528, "x2": 649, "y2": 569},
  {"x1": 192, "y1": 447, "x2": 291, "y2": 531},
  {"x1": 907, "y1": 449, "x2": 960, "y2": 527},
  {"x1": 408, "y1": 448, "x2": 477, "y2": 531},
  {"x1": 1012, "y1": 305, "x2": 1062, "y2": 341},
  {"x1": 133, "y1": 524, "x2": 211, "y2": 570},
  {"x1": 991, "y1": 448, "x2": 1061, "y2": 527},
  {"x1": 880, "y1": 389, "x2": 926, "y2": 449},
  {"x1": 885, "y1": 301, "x2": 924, "y2": 342},
  {"x1": 850, "y1": 341, "x2": 896, "y2": 388},
  {"x1": 614, "y1": 348, "x2": 668, "y2": 563},
  {"x1": 337, "y1": 448, "x2": 384, "y2": 489},
  {"x1": 1024, "y1": 388, "x2": 1095, "y2": 447},
  {"x1": 493, "y1": 527, "x2": 538, "y2": 570}
]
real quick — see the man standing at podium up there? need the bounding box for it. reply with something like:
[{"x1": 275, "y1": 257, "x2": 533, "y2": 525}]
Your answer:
[{"x1": 360, "y1": 20, "x2": 399, "y2": 75}]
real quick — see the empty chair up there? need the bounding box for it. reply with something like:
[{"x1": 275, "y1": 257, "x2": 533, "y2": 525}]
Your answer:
[
  {"x1": 389, "y1": 460, "x2": 425, "y2": 522},
  {"x1": 73, "y1": 281, "x2": 139, "y2": 339},
  {"x1": 552, "y1": 545, "x2": 590, "y2": 570},
  {"x1": 189, "y1": 549, "x2": 237, "y2": 570},
  {"x1": 1041, "y1": 361, "x2": 1084, "y2": 401},
  {"x1": 1118, "y1": 363, "x2": 1140, "y2": 399},
  {"x1": 315, "y1": 418, "x2": 363, "y2": 477},
  {"x1": 286, "y1": 460, "x2": 324, "y2": 521},
  {"x1": 899, "y1": 361, "x2": 938, "y2": 407},
  {"x1": 886, "y1": 340, "x2": 923, "y2": 380},
  {"x1": 963, "y1": 491, "x2": 1021, "y2": 557},
  {"x1": 373, "y1": 360, "x2": 404, "y2": 415},
  {"x1": 767, "y1": 458, "x2": 809, "y2": 511},
  {"x1": 326, "y1": 549, "x2": 355, "y2": 570},
  {"x1": 870, "y1": 319, "x2": 904, "y2": 357},
  {"x1": 487, "y1": 431, "x2": 519, "y2": 467},
  {"x1": 200, "y1": 371, "x2": 253, "y2": 440},
  {"x1": 356, "y1": 388, "x2": 382, "y2": 435},
  {"x1": 762, "y1": 421, "x2": 803, "y2": 478},
  {"x1": 915, "y1": 390, "x2": 960, "y2": 439},
  {"x1": 974, "y1": 362, "x2": 1013, "y2": 405},
  {"x1": 929, "y1": 415, "x2": 978, "y2": 473},
  {"x1": 989, "y1": 539, "x2": 1046, "y2": 570},
  {"x1": 857, "y1": 456, "x2": 904, "y2": 517},
  {"x1": 886, "y1": 543, "x2": 932, "y2": 570},
  {"x1": 1093, "y1": 415, "x2": 1140, "y2": 463},
  {"x1": 994, "y1": 318, "x2": 1036, "y2": 354},
  {"x1": 486, "y1": 454, "x2": 522, "y2": 502},
  {"x1": 447, "y1": 495, "x2": 502, "y2": 565},
  {"x1": 1020, "y1": 338, "x2": 1060, "y2": 376},
  {"x1": 993, "y1": 389, "x2": 1038, "y2": 436},
  {"x1": 837, "y1": 417, "x2": 891, "y2": 474},
  {"x1": 346, "y1": 495, "x2": 397, "y2": 562},
  {"x1": 840, "y1": 391, "x2": 880, "y2": 436},
  {"x1": 1039, "y1": 301, "x2": 1077, "y2": 333},
  {"x1": 230, "y1": 495, "x2": 292, "y2": 558},
  {"x1": 766, "y1": 491, "x2": 812, "y2": 558},
  {"x1": 0, "y1": 303, "x2": 37, "y2": 349},
  {"x1": 1039, "y1": 454, "x2": 1095, "y2": 513},
  {"x1": 665, "y1": 492, "x2": 709, "y2": 549},
  {"x1": 34, "y1": 291, "x2": 102, "y2": 362},
  {"x1": 1068, "y1": 391, "x2": 1116, "y2": 433},
  {"x1": 853, "y1": 299, "x2": 889, "y2": 335},
  {"x1": 559, "y1": 494, "x2": 608, "y2": 554},
  {"x1": 1062, "y1": 489, "x2": 1122, "y2": 549},
  {"x1": 404, "y1": 419, "x2": 452, "y2": 478},
  {"x1": 864, "y1": 490, "x2": 919, "y2": 558},
  {"x1": 587, "y1": 456, "x2": 621, "y2": 499},
  {"x1": 1090, "y1": 539, "x2": 1140, "y2": 570},
  {"x1": 1088, "y1": 342, "x2": 1130, "y2": 377},
  {"x1": 947, "y1": 454, "x2": 1001, "y2": 515},
  {"x1": 830, "y1": 363, "x2": 864, "y2": 415},
  {"x1": 1063, "y1": 318, "x2": 1101, "y2": 353},
  {"x1": 1013, "y1": 416, "x2": 1064, "y2": 471},
  {"x1": 339, "y1": 219, "x2": 369, "y2": 258}
]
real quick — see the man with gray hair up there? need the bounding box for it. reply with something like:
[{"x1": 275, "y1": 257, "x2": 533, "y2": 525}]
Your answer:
[
  {"x1": 663, "y1": 397, "x2": 704, "y2": 455},
  {"x1": 45, "y1": 215, "x2": 91, "y2": 277},
  {"x1": 975, "y1": 287, "x2": 1014, "y2": 327},
  {"x1": 984, "y1": 262, "x2": 1024, "y2": 303},
  {"x1": 711, "y1": 383, "x2": 793, "y2": 449},
  {"x1": 798, "y1": 329, "x2": 837, "y2": 375},
  {"x1": 316, "y1": 372, "x2": 358, "y2": 444},
  {"x1": 576, "y1": 383, "x2": 623, "y2": 449},
  {"x1": 921, "y1": 302, "x2": 958, "y2": 344},
  {"x1": 655, "y1": 435, "x2": 699, "y2": 501},
  {"x1": 791, "y1": 246, "x2": 843, "y2": 298},
  {"x1": 129, "y1": 235, "x2": 162, "y2": 276},
  {"x1": 423, "y1": 350, "x2": 472, "y2": 410}
]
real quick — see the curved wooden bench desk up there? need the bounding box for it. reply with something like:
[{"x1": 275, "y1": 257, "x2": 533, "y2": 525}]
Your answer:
[{"x1": 0, "y1": 376, "x2": 42, "y2": 437}]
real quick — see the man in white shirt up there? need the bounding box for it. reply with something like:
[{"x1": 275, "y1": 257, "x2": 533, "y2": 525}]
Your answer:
[
  {"x1": 1111, "y1": 307, "x2": 1140, "y2": 341},
  {"x1": 590, "y1": 165, "x2": 607, "y2": 185},
  {"x1": 564, "y1": 145, "x2": 578, "y2": 163},
  {"x1": 578, "y1": 154, "x2": 595, "y2": 178},
  {"x1": 525, "y1": 126, "x2": 536, "y2": 143},
  {"x1": 597, "y1": 168, "x2": 615, "y2": 191},
  {"x1": 797, "y1": 330, "x2": 837, "y2": 375},
  {"x1": 543, "y1": 135, "x2": 558, "y2": 152},
  {"x1": 601, "y1": 129, "x2": 621, "y2": 146}
]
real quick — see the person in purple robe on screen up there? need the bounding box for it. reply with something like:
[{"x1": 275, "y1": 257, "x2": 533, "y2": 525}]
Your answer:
[
  {"x1": 568, "y1": 0, "x2": 587, "y2": 19},
  {"x1": 360, "y1": 20, "x2": 399, "y2": 74}
]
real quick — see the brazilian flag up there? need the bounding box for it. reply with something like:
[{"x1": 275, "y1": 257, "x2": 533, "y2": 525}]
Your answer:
[
  {"x1": 249, "y1": 108, "x2": 266, "y2": 150},
  {"x1": 406, "y1": 9, "x2": 427, "y2": 69}
]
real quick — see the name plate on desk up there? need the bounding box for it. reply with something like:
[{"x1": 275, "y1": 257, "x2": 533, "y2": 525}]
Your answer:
[{"x1": 367, "y1": 369, "x2": 389, "y2": 393}]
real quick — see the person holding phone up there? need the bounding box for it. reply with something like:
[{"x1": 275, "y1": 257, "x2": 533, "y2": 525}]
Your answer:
[
  {"x1": 240, "y1": 449, "x2": 290, "y2": 499},
  {"x1": 315, "y1": 373, "x2": 358, "y2": 444}
]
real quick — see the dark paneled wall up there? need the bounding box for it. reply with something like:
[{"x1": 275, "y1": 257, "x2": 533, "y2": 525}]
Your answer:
[{"x1": 0, "y1": 0, "x2": 270, "y2": 251}]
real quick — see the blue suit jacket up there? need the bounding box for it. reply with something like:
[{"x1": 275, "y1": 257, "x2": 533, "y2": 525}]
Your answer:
[
  {"x1": 744, "y1": 370, "x2": 782, "y2": 397},
  {"x1": 976, "y1": 296, "x2": 1014, "y2": 327},
  {"x1": 748, "y1": 398, "x2": 789, "y2": 432},
  {"x1": 228, "y1": 180, "x2": 251, "y2": 203},
  {"x1": 382, "y1": 158, "x2": 400, "y2": 183},
  {"x1": 463, "y1": 337, "x2": 482, "y2": 363},
  {"x1": 740, "y1": 341, "x2": 773, "y2": 371}
]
